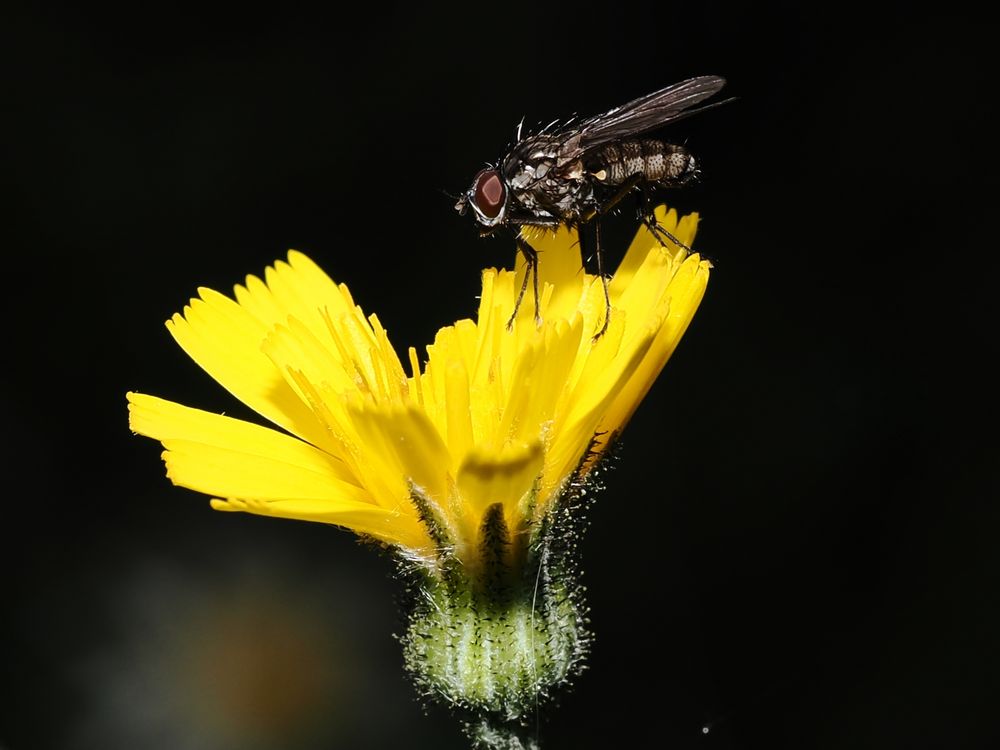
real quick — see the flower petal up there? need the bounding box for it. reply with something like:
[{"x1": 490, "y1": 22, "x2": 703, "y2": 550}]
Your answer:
[
  {"x1": 456, "y1": 440, "x2": 544, "y2": 523},
  {"x1": 159, "y1": 436, "x2": 373, "y2": 506},
  {"x1": 128, "y1": 392, "x2": 381, "y2": 512},
  {"x1": 347, "y1": 402, "x2": 454, "y2": 514},
  {"x1": 166, "y1": 287, "x2": 335, "y2": 453},
  {"x1": 544, "y1": 314, "x2": 660, "y2": 502},
  {"x1": 234, "y1": 251, "x2": 357, "y2": 347},
  {"x1": 609, "y1": 206, "x2": 699, "y2": 296},
  {"x1": 127, "y1": 392, "x2": 361, "y2": 488},
  {"x1": 210, "y1": 497, "x2": 428, "y2": 549},
  {"x1": 601, "y1": 253, "x2": 711, "y2": 435}
]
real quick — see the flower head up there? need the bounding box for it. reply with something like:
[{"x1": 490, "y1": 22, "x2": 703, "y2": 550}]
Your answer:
[
  {"x1": 127, "y1": 206, "x2": 710, "y2": 745},
  {"x1": 129, "y1": 206, "x2": 707, "y2": 564}
]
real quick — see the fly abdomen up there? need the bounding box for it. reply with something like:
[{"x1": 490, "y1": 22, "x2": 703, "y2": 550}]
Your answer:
[{"x1": 591, "y1": 139, "x2": 696, "y2": 186}]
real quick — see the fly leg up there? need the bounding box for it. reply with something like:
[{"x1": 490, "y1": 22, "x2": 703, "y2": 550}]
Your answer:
[
  {"x1": 582, "y1": 174, "x2": 644, "y2": 339},
  {"x1": 593, "y1": 220, "x2": 611, "y2": 339},
  {"x1": 595, "y1": 174, "x2": 644, "y2": 216},
  {"x1": 505, "y1": 217, "x2": 560, "y2": 331},
  {"x1": 640, "y1": 194, "x2": 693, "y2": 255},
  {"x1": 577, "y1": 219, "x2": 613, "y2": 340},
  {"x1": 509, "y1": 235, "x2": 542, "y2": 330}
]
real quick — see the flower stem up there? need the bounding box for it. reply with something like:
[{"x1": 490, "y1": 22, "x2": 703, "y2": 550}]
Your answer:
[{"x1": 467, "y1": 717, "x2": 541, "y2": 750}]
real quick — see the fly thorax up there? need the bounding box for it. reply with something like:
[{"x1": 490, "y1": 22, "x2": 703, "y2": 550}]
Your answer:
[{"x1": 508, "y1": 163, "x2": 541, "y2": 192}]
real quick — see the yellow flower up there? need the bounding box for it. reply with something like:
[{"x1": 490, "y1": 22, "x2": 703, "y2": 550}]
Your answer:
[
  {"x1": 127, "y1": 206, "x2": 709, "y2": 572},
  {"x1": 128, "y1": 206, "x2": 712, "y2": 736}
]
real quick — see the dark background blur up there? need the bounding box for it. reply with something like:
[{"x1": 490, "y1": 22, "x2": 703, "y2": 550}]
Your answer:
[{"x1": 2, "y1": 2, "x2": 994, "y2": 749}]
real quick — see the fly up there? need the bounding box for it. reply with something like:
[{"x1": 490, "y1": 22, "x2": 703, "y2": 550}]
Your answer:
[{"x1": 454, "y1": 75, "x2": 730, "y2": 338}]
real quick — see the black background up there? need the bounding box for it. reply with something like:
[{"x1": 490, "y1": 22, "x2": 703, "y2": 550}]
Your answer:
[{"x1": 2, "y1": 3, "x2": 995, "y2": 749}]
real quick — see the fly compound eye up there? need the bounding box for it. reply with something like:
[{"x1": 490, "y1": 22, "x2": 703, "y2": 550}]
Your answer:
[{"x1": 473, "y1": 169, "x2": 505, "y2": 219}]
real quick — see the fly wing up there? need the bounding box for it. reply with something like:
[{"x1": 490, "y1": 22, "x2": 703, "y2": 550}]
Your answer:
[{"x1": 574, "y1": 75, "x2": 728, "y2": 152}]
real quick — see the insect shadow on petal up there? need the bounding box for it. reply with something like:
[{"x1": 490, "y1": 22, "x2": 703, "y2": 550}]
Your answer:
[{"x1": 455, "y1": 75, "x2": 732, "y2": 338}]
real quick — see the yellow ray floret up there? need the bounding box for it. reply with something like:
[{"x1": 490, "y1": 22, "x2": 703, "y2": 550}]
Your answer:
[{"x1": 128, "y1": 208, "x2": 710, "y2": 566}]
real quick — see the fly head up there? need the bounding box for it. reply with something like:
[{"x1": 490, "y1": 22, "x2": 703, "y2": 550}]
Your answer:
[{"x1": 455, "y1": 168, "x2": 508, "y2": 229}]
